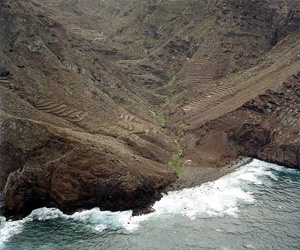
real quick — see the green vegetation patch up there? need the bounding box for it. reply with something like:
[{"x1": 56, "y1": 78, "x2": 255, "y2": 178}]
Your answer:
[
  {"x1": 166, "y1": 75, "x2": 181, "y2": 86},
  {"x1": 133, "y1": 126, "x2": 145, "y2": 134},
  {"x1": 177, "y1": 123, "x2": 186, "y2": 136},
  {"x1": 151, "y1": 107, "x2": 166, "y2": 127},
  {"x1": 168, "y1": 153, "x2": 183, "y2": 174},
  {"x1": 168, "y1": 76, "x2": 176, "y2": 85}
]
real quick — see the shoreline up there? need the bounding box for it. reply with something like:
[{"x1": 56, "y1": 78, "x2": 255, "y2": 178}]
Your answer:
[
  {"x1": 133, "y1": 157, "x2": 253, "y2": 216},
  {"x1": 164, "y1": 157, "x2": 253, "y2": 192},
  {"x1": 1, "y1": 157, "x2": 296, "y2": 220}
]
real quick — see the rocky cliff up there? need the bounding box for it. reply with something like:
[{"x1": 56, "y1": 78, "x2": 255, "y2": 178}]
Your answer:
[
  {"x1": 0, "y1": 0, "x2": 299, "y2": 219},
  {"x1": 0, "y1": 0, "x2": 177, "y2": 219},
  {"x1": 181, "y1": 73, "x2": 300, "y2": 170}
]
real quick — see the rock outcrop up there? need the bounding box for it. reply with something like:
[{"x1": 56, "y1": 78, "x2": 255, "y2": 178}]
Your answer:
[
  {"x1": 182, "y1": 73, "x2": 300, "y2": 170},
  {"x1": 0, "y1": 0, "x2": 299, "y2": 219},
  {"x1": 0, "y1": 113, "x2": 176, "y2": 219},
  {"x1": 0, "y1": 0, "x2": 177, "y2": 219},
  {"x1": 3, "y1": 145, "x2": 175, "y2": 219}
]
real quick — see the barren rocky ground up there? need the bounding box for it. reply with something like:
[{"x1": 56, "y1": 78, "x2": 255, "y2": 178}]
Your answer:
[{"x1": 0, "y1": 0, "x2": 299, "y2": 219}]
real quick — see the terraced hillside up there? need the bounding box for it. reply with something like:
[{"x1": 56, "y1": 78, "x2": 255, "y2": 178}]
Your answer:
[
  {"x1": 167, "y1": 32, "x2": 300, "y2": 129},
  {"x1": 0, "y1": 0, "x2": 299, "y2": 219}
]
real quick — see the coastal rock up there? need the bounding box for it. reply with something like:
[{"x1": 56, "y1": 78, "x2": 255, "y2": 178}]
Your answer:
[
  {"x1": 1, "y1": 0, "x2": 300, "y2": 220},
  {"x1": 2, "y1": 147, "x2": 174, "y2": 219}
]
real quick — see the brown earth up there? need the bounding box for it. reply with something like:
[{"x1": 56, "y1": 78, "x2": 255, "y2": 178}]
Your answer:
[
  {"x1": 180, "y1": 73, "x2": 300, "y2": 172},
  {"x1": 0, "y1": 0, "x2": 299, "y2": 219}
]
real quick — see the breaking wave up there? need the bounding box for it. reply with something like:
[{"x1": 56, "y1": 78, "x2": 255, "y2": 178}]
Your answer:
[{"x1": 0, "y1": 159, "x2": 294, "y2": 248}]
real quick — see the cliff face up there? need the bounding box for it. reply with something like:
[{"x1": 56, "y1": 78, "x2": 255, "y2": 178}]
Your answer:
[
  {"x1": 182, "y1": 73, "x2": 300, "y2": 170},
  {"x1": 0, "y1": 0, "x2": 177, "y2": 219},
  {"x1": 0, "y1": 0, "x2": 299, "y2": 219}
]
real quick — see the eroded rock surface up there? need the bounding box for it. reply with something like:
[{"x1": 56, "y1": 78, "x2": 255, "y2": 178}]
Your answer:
[
  {"x1": 183, "y1": 74, "x2": 300, "y2": 170},
  {"x1": 0, "y1": 0, "x2": 299, "y2": 219}
]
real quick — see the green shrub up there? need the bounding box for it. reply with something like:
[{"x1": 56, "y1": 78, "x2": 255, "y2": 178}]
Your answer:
[
  {"x1": 168, "y1": 153, "x2": 183, "y2": 174},
  {"x1": 152, "y1": 107, "x2": 166, "y2": 127},
  {"x1": 133, "y1": 126, "x2": 145, "y2": 134}
]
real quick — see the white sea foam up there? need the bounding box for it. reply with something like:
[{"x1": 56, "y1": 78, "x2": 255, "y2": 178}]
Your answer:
[
  {"x1": 0, "y1": 217, "x2": 24, "y2": 249},
  {"x1": 0, "y1": 158, "x2": 288, "y2": 246},
  {"x1": 94, "y1": 224, "x2": 107, "y2": 232},
  {"x1": 26, "y1": 207, "x2": 67, "y2": 221}
]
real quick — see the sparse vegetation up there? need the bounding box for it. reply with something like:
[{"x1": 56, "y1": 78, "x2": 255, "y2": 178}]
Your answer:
[
  {"x1": 3, "y1": 0, "x2": 300, "y2": 226},
  {"x1": 168, "y1": 153, "x2": 183, "y2": 174},
  {"x1": 133, "y1": 126, "x2": 145, "y2": 134},
  {"x1": 167, "y1": 75, "x2": 181, "y2": 86},
  {"x1": 151, "y1": 107, "x2": 166, "y2": 127},
  {"x1": 168, "y1": 135, "x2": 183, "y2": 174},
  {"x1": 169, "y1": 76, "x2": 176, "y2": 84},
  {"x1": 177, "y1": 123, "x2": 186, "y2": 136},
  {"x1": 161, "y1": 95, "x2": 171, "y2": 101}
]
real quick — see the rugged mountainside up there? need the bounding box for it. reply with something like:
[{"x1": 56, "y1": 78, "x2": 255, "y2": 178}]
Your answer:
[
  {"x1": 0, "y1": 0, "x2": 299, "y2": 219},
  {"x1": 181, "y1": 73, "x2": 300, "y2": 169},
  {"x1": 0, "y1": 0, "x2": 178, "y2": 219}
]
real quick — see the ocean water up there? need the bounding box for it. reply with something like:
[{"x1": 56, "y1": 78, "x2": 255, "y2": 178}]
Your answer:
[{"x1": 0, "y1": 159, "x2": 299, "y2": 250}]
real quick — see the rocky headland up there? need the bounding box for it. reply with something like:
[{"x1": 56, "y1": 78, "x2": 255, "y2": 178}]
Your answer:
[{"x1": 0, "y1": 0, "x2": 299, "y2": 219}]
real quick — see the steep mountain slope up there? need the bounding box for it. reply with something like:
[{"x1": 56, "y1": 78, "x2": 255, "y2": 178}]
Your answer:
[
  {"x1": 0, "y1": 0, "x2": 299, "y2": 219},
  {"x1": 166, "y1": 32, "x2": 300, "y2": 128},
  {"x1": 0, "y1": 0, "x2": 177, "y2": 219}
]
